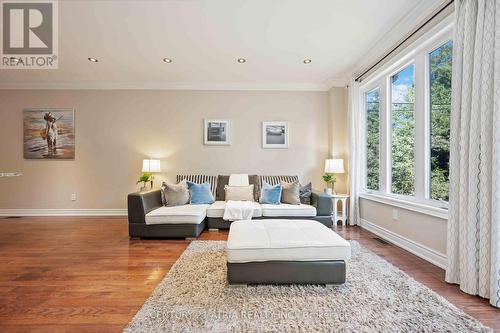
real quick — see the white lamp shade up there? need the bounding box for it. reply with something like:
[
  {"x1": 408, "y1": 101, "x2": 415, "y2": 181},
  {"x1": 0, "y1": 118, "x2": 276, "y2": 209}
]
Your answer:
[
  {"x1": 142, "y1": 159, "x2": 161, "y2": 173},
  {"x1": 324, "y1": 159, "x2": 344, "y2": 173}
]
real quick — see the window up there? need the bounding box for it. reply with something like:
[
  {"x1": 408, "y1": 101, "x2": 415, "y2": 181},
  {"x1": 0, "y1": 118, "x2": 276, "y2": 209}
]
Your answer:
[
  {"x1": 365, "y1": 89, "x2": 381, "y2": 190},
  {"x1": 359, "y1": 19, "x2": 453, "y2": 212},
  {"x1": 429, "y1": 40, "x2": 452, "y2": 201},
  {"x1": 391, "y1": 64, "x2": 415, "y2": 196}
]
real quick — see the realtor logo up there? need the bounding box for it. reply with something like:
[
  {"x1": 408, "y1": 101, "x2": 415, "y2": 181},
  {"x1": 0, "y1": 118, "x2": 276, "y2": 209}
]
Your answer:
[{"x1": 1, "y1": 0, "x2": 58, "y2": 69}]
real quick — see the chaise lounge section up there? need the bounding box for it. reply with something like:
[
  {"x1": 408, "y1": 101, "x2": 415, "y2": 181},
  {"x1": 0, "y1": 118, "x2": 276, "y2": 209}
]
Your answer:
[
  {"x1": 128, "y1": 174, "x2": 334, "y2": 238},
  {"x1": 128, "y1": 188, "x2": 207, "y2": 238}
]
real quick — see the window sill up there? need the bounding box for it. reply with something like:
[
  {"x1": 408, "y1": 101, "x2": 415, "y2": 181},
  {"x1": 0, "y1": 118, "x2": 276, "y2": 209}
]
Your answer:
[{"x1": 359, "y1": 192, "x2": 448, "y2": 220}]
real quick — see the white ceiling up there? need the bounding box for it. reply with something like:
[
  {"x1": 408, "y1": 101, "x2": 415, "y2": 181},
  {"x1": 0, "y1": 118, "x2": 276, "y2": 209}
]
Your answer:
[{"x1": 0, "y1": 0, "x2": 442, "y2": 90}]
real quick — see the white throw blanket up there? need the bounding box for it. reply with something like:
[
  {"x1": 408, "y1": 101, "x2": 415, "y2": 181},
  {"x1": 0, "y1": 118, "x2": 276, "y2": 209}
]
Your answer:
[
  {"x1": 228, "y1": 174, "x2": 249, "y2": 186},
  {"x1": 223, "y1": 200, "x2": 254, "y2": 221}
]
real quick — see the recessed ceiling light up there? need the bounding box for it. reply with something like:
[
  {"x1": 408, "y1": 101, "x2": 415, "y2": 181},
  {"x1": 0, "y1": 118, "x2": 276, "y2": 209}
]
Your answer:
[
  {"x1": 303, "y1": 59, "x2": 312, "y2": 64},
  {"x1": 237, "y1": 58, "x2": 246, "y2": 63},
  {"x1": 88, "y1": 57, "x2": 99, "y2": 63},
  {"x1": 163, "y1": 58, "x2": 173, "y2": 63}
]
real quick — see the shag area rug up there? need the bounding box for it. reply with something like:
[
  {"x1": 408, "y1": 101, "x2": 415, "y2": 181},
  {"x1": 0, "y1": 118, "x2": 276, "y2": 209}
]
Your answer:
[{"x1": 124, "y1": 240, "x2": 491, "y2": 333}]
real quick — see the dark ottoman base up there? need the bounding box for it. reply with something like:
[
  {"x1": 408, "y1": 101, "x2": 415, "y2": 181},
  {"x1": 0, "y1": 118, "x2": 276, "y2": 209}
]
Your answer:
[{"x1": 227, "y1": 260, "x2": 346, "y2": 285}]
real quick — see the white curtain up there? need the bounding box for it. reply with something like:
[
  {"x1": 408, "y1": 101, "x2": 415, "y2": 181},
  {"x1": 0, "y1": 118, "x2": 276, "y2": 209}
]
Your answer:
[
  {"x1": 445, "y1": 0, "x2": 500, "y2": 308},
  {"x1": 348, "y1": 79, "x2": 361, "y2": 226}
]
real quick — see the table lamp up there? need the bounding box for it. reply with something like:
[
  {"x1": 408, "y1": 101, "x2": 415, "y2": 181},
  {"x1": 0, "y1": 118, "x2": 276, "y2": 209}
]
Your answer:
[
  {"x1": 324, "y1": 159, "x2": 344, "y2": 195},
  {"x1": 142, "y1": 159, "x2": 161, "y2": 189}
]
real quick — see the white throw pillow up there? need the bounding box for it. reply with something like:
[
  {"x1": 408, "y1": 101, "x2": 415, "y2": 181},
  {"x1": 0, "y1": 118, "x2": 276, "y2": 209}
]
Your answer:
[{"x1": 224, "y1": 185, "x2": 254, "y2": 201}]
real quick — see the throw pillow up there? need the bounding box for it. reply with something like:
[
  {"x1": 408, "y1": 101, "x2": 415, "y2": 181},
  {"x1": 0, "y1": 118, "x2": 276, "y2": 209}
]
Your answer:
[
  {"x1": 300, "y1": 182, "x2": 312, "y2": 205},
  {"x1": 161, "y1": 179, "x2": 189, "y2": 206},
  {"x1": 280, "y1": 181, "x2": 300, "y2": 205},
  {"x1": 186, "y1": 181, "x2": 215, "y2": 204},
  {"x1": 225, "y1": 185, "x2": 254, "y2": 201},
  {"x1": 259, "y1": 181, "x2": 282, "y2": 205}
]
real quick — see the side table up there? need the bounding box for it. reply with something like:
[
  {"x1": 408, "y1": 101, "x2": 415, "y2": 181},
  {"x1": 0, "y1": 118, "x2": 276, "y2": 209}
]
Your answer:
[{"x1": 329, "y1": 194, "x2": 349, "y2": 227}]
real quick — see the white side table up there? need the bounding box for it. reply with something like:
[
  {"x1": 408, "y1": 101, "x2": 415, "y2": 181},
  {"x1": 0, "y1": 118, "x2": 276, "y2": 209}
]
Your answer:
[{"x1": 329, "y1": 194, "x2": 349, "y2": 227}]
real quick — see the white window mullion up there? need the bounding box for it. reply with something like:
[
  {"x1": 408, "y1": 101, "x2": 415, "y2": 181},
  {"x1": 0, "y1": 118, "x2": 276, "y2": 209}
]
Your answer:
[
  {"x1": 360, "y1": 92, "x2": 368, "y2": 191},
  {"x1": 414, "y1": 53, "x2": 426, "y2": 200},
  {"x1": 381, "y1": 77, "x2": 390, "y2": 194},
  {"x1": 423, "y1": 49, "x2": 432, "y2": 200}
]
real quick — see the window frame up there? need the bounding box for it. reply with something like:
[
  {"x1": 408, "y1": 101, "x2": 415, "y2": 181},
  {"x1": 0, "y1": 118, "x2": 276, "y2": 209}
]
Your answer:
[{"x1": 358, "y1": 16, "x2": 453, "y2": 215}]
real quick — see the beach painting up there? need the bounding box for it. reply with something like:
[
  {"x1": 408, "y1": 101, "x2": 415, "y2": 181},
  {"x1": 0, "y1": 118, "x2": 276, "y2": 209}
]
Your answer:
[{"x1": 23, "y1": 109, "x2": 75, "y2": 159}]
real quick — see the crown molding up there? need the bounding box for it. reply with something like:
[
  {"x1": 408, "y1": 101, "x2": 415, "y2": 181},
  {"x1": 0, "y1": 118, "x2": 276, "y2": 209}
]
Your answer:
[
  {"x1": 0, "y1": 80, "x2": 342, "y2": 92},
  {"x1": 326, "y1": 0, "x2": 449, "y2": 87},
  {"x1": 321, "y1": 76, "x2": 350, "y2": 90}
]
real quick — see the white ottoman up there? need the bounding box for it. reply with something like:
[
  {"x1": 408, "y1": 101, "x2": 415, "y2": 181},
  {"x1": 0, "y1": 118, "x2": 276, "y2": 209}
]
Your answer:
[{"x1": 226, "y1": 219, "x2": 351, "y2": 285}]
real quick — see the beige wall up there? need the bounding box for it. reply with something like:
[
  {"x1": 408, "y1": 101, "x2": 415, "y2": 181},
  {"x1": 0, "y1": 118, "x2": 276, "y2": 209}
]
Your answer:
[
  {"x1": 0, "y1": 90, "x2": 330, "y2": 209},
  {"x1": 359, "y1": 198, "x2": 447, "y2": 255},
  {"x1": 328, "y1": 87, "x2": 348, "y2": 194},
  {"x1": 0, "y1": 88, "x2": 448, "y2": 261}
]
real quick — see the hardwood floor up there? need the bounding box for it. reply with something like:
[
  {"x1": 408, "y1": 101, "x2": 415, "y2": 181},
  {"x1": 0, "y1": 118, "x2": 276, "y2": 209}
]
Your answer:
[{"x1": 0, "y1": 217, "x2": 498, "y2": 332}]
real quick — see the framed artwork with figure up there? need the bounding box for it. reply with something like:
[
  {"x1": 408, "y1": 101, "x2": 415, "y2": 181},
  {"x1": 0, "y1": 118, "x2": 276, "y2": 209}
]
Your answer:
[{"x1": 23, "y1": 108, "x2": 75, "y2": 159}]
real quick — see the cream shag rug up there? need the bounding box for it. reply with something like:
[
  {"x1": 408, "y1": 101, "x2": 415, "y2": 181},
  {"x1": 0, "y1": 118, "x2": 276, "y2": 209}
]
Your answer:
[{"x1": 124, "y1": 241, "x2": 491, "y2": 333}]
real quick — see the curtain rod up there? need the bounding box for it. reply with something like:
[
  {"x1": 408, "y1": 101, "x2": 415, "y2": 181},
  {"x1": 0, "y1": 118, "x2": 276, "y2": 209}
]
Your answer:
[{"x1": 354, "y1": 0, "x2": 454, "y2": 82}]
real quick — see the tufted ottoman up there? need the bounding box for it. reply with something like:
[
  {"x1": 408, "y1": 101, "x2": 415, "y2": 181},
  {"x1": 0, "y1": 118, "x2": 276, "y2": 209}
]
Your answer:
[{"x1": 226, "y1": 219, "x2": 351, "y2": 285}]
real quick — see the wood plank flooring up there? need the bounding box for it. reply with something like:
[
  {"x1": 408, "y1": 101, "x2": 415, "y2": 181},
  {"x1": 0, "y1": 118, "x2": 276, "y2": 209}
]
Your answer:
[{"x1": 0, "y1": 217, "x2": 498, "y2": 332}]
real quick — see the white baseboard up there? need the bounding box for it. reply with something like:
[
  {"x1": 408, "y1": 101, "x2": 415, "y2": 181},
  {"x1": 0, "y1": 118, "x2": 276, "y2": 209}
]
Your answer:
[
  {"x1": 0, "y1": 209, "x2": 127, "y2": 217},
  {"x1": 359, "y1": 218, "x2": 447, "y2": 269}
]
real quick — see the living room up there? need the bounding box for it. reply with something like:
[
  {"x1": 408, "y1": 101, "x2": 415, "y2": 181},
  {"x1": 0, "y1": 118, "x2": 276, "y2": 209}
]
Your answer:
[{"x1": 0, "y1": 0, "x2": 499, "y2": 332}]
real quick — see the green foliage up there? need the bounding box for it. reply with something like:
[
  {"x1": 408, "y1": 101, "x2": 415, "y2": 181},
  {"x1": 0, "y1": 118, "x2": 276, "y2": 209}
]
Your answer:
[
  {"x1": 429, "y1": 40, "x2": 452, "y2": 201},
  {"x1": 391, "y1": 97, "x2": 416, "y2": 196},
  {"x1": 366, "y1": 90, "x2": 380, "y2": 190},
  {"x1": 322, "y1": 173, "x2": 336, "y2": 185},
  {"x1": 137, "y1": 172, "x2": 152, "y2": 187}
]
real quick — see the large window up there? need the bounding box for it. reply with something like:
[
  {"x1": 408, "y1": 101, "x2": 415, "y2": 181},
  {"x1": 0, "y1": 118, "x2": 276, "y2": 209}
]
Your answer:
[
  {"x1": 391, "y1": 64, "x2": 415, "y2": 196},
  {"x1": 366, "y1": 89, "x2": 380, "y2": 190},
  {"x1": 360, "y1": 21, "x2": 452, "y2": 211},
  {"x1": 429, "y1": 40, "x2": 452, "y2": 201}
]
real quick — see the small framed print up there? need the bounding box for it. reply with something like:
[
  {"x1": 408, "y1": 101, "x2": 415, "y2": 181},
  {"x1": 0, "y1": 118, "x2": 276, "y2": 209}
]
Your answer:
[
  {"x1": 262, "y1": 121, "x2": 289, "y2": 149},
  {"x1": 204, "y1": 119, "x2": 230, "y2": 145}
]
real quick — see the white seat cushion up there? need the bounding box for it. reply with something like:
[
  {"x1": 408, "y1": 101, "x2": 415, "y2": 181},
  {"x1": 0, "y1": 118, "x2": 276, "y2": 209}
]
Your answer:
[
  {"x1": 260, "y1": 203, "x2": 316, "y2": 217},
  {"x1": 206, "y1": 201, "x2": 262, "y2": 218},
  {"x1": 227, "y1": 219, "x2": 351, "y2": 263},
  {"x1": 145, "y1": 204, "x2": 209, "y2": 225}
]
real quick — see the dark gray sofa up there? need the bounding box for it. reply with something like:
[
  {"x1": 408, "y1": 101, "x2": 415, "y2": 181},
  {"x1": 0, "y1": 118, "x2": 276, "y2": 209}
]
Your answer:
[
  {"x1": 127, "y1": 175, "x2": 334, "y2": 238},
  {"x1": 128, "y1": 189, "x2": 207, "y2": 238}
]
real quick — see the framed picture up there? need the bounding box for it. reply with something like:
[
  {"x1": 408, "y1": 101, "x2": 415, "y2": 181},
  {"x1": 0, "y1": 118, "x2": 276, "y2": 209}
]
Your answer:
[
  {"x1": 204, "y1": 119, "x2": 231, "y2": 145},
  {"x1": 23, "y1": 108, "x2": 75, "y2": 159},
  {"x1": 262, "y1": 121, "x2": 289, "y2": 148}
]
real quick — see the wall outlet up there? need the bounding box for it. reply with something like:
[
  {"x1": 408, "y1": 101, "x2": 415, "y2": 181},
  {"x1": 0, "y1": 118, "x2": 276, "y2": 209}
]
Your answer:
[
  {"x1": 71, "y1": 193, "x2": 77, "y2": 201},
  {"x1": 392, "y1": 209, "x2": 399, "y2": 221}
]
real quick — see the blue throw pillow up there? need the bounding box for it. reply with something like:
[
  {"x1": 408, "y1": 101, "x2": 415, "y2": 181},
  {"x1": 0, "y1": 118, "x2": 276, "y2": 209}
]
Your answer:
[
  {"x1": 259, "y1": 182, "x2": 282, "y2": 204},
  {"x1": 186, "y1": 181, "x2": 215, "y2": 205}
]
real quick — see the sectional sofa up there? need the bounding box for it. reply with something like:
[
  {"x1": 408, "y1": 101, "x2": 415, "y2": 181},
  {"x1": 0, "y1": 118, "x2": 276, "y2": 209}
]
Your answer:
[{"x1": 127, "y1": 175, "x2": 334, "y2": 238}]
